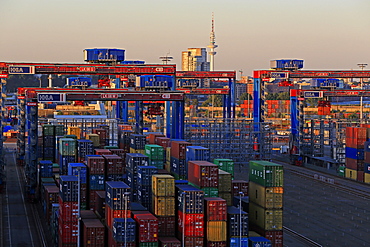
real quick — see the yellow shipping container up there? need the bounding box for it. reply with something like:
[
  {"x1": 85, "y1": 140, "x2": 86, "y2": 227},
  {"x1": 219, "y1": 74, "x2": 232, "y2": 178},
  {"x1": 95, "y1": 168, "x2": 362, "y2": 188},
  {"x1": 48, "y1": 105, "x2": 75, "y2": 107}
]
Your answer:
[
  {"x1": 206, "y1": 221, "x2": 227, "y2": 242},
  {"x1": 218, "y1": 169, "x2": 232, "y2": 193},
  {"x1": 86, "y1": 134, "x2": 100, "y2": 147},
  {"x1": 129, "y1": 148, "x2": 145, "y2": 154},
  {"x1": 67, "y1": 126, "x2": 81, "y2": 138},
  {"x1": 249, "y1": 202, "x2": 283, "y2": 230},
  {"x1": 218, "y1": 192, "x2": 232, "y2": 206},
  {"x1": 166, "y1": 147, "x2": 171, "y2": 163},
  {"x1": 364, "y1": 173, "x2": 370, "y2": 184},
  {"x1": 249, "y1": 181, "x2": 283, "y2": 209},
  {"x1": 152, "y1": 196, "x2": 175, "y2": 216},
  {"x1": 345, "y1": 168, "x2": 357, "y2": 180},
  {"x1": 152, "y1": 174, "x2": 175, "y2": 197}
]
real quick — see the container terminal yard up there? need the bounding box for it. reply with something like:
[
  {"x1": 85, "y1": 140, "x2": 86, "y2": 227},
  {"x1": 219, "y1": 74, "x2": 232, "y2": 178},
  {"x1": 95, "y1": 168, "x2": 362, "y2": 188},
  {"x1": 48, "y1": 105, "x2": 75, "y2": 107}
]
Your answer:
[{"x1": 0, "y1": 51, "x2": 370, "y2": 247}]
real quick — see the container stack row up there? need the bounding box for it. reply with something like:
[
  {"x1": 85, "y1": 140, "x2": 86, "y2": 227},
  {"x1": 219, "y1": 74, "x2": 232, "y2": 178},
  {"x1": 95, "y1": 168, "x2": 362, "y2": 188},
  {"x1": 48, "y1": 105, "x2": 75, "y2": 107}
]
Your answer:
[
  {"x1": 345, "y1": 126, "x2": 366, "y2": 182},
  {"x1": 248, "y1": 160, "x2": 284, "y2": 247}
]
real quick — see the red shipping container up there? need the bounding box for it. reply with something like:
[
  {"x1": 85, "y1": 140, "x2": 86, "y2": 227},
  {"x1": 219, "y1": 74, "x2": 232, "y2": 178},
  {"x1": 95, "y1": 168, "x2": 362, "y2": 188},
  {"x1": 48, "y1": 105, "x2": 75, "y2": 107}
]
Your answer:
[
  {"x1": 148, "y1": 133, "x2": 165, "y2": 144},
  {"x1": 82, "y1": 218, "x2": 105, "y2": 247},
  {"x1": 345, "y1": 158, "x2": 364, "y2": 171},
  {"x1": 94, "y1": 190, "x2": 106, "y2": 217},
  {"x1": 92, "y1": 128, "x2": 108, "y2": 139},
  {"x1": 346, "y1": 127, "x2": 354, "y2": 139},
  {"x1": 156, "y1": 137, "x2": 171, "y2": 148},
  {"x1": 107, "y1": 227, "x2": 136, "y2": 247},
  {"x1": 357, "y1": 171, "x2": 364, "y2": 182},
  {"x1": 365, "y1": 151, "x2": 370, "y2": 163},
  {"x1": 159, "y1": 237, "x2": 181, "y2": 247},
  {"x1": 133, "y1": 212, "x2": 159, "y2": 243},
  {"x1": 95, "y1": 149, "x2": 112, "y2": 155},
  {"x1": 204, "y1": 197, "x2": 227, "y2": 221},
  {"x1": 58, "y1": 197, "x2": 78, "y2": 223},
  {"x1": 105, "y1": 204, "x2": 131, "y2": 229},
  {"x1": 58, "y1": 218, "x2": 78, "y2": 245},
  {"x1": 232, "y1": 180, "x2": 249, "y2": 197},
  {"x1": 206, "y1": 241, "x2": 227, "y2": 247},
  {"x1": 103, "y1": 154, "x2": 124, "y2": 174},
  {"x1": 157, "y1": 216, "x2": 176, "y2": 237},
  {"x1": 86, "y1": 156, "x2": 105, "y2": 174},
  {"x1": 80, "y1": 210, "x2": 98, "y2": 219},
  {"x1": 188, "y1": 161, "x2": 218, "y2": 188},
  {"x1": 109, "y1": 149, "x2": 126, "y2": 160},
  {"x1": 184, "y1": 237, "x2": 204, "y2": 247},
  {"x1": 171, "y1": 141, "x2": 191, "y2": 160},
  {"x1": 253, "y1": 227, "x2": 283, "y2": 247},
  {"x1": 177, "y1": 210, "x2": 204, "y2": 237}
]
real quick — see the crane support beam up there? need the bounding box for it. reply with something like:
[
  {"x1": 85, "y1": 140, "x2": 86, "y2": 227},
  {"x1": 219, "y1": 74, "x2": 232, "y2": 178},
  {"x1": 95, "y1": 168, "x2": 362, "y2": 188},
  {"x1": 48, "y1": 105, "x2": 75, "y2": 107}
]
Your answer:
[
  {"x1": 176, "y1": 88, "x2": 229, "y2": 94},
  {"x1": 176, "y1": 71, "x2": 235, "y2": 78}
]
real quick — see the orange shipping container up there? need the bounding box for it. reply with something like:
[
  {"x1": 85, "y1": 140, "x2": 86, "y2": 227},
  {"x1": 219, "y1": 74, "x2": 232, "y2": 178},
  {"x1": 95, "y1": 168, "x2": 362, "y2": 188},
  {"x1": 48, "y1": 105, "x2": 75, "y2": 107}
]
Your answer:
[{"x1": 206, "y1": 221, "x2": 227, "y2": 242}]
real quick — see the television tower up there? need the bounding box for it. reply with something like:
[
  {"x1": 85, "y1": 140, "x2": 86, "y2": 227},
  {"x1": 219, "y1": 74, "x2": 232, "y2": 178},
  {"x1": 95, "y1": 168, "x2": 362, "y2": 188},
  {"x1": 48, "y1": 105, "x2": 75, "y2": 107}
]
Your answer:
[{"x1": 207, "y1": 13, "x2": 217, "y2": 71}]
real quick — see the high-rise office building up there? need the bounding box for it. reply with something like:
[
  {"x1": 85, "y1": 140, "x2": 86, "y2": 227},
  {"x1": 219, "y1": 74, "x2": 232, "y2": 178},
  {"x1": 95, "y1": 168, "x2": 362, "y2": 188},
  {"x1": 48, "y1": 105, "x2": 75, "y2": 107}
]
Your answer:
[{"x1": 181, "y1": 48, "x2": 210, "y2": 71}]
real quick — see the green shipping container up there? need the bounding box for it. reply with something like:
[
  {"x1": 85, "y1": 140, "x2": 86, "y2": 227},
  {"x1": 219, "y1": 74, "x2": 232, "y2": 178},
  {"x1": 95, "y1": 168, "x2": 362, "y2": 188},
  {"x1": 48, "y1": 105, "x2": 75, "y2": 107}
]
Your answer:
[
  {"x1": 338, "y1": 166, "x2": 345, "y2": 177},
  {"x1": 58, "y1": 138, "x2": 77, "y2": 156},
  {"x1": 139, "y1": 243, "x2": 158, "y2": 247},
  {"x1": 202, "y1": 187, "x2": 219, "y2": 197},
  {"x1": 218, "y1": 192, "x2": 232, "y2": 206},
  {"x1": 218, "y1": 169, "x2": 232, "y2": 193},
  {"x1": 249, "y1": 181, "x2": 283, "y2": 209},
  {"x1": 64, "y1": 134, "x2": 77, "y2": 140},
  {"x1": 249, "y1": 160, "x2": 284, "y2": 187},
  {"x1": 104, "y1": 146, "x2": 118, "y2": 149},
  {"x1": 214, "y1": 158, "x2": 234, "y2": 177},
  {"x1": 249, "y1": 202, "x2": 283, "y2": 230},
  {"x1": 54, "y1": 125, "x2": 65, "y2": 136},
  {"x1": 145, "y1": 144, "x2": 164, "y2": 160},
  {"x1": 148, "y1": 160, "x2": 164, "y2": 169},
  {"x1": 43, "y1": 124, "x2": 55, "y2": 136}
]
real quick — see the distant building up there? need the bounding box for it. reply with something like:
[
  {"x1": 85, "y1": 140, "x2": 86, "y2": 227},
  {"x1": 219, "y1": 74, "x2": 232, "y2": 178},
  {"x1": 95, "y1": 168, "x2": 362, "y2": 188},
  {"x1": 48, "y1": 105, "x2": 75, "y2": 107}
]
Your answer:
[
  {"x1": 235, "y1": 83, "x2": 247, "y2": 101},
  {"x1": 181, "y1": 48, "x2": 210, "y2": 71}
]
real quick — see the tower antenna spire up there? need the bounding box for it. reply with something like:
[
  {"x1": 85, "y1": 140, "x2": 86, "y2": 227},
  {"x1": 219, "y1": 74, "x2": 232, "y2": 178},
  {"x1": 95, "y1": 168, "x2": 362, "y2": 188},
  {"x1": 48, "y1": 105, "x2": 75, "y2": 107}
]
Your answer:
[{"x1": 207, "y1": 12, "x2": 217, "y2": 71}]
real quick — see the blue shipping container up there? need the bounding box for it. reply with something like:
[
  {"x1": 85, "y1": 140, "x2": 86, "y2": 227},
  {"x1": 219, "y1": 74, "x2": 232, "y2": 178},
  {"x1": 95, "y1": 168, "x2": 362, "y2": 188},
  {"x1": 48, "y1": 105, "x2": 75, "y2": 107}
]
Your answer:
[
  {"x1": 129, "y1": 134, "x2": 146, "y2": 149},
  {"x1": 67, "y1": 163, "x2": 87, "y2": 184},
  {"x1": 248, "y1": 237, "x2": 272, "y2": 247},
  {"x1": 66, "y1": 77, "x2": 92, "y2": 87},
  {"x1": 113, "y1": 218, "x2": 136, "y2": 242},
  {"x1": 270, "y1": 59, "x2": 304, "y2": 70},
  {"x1": 84, "y1": 48, "x2": 125, "y2": 62},
  {"x1": 59, "y1": 175, "x2": 79, "y2": 202},
  {"x1": 345, "y1": 147, "x2": 364, "y2": 160},
  {"x1": 230, "y1": 237, "x2": 249, "y2": 247},
  {"x1": 126, "y1": 153, "x2": 149, "y2": 173},
  {"x1": 227, "y1": 206, "x2": 249, "y2": 237},
  {"x1": 233, "y1": 196, "x2": 250, "y2": 214},
  {"x1": 106, "y1": 181, "x2": 131, "y2": 210},
  {"x1": 58, "y1": 154, "x2": 76, "y2": 175},
  {"x1": 137, "y1": 166, "x2": 158, "y2": 186},
  {"x1": 176, "y1": 184, "x2": 204, "y2": 214},
  {"x1": 170, "y1": 157, "x2": 187, "y2": 177},
  {"x1": 364, "y1": 141, "x2": 370, "y2": 152},
  {"x1": 89, "y1": 174, "x2": 105, "y2": 190},
  {"x1": 137, "y1": 75, "x2": 174, "y2": 89},
  {"x1": 186, "y1": 146, "x2": 210, "y2": 163},
  {"x1": 364, "y1": 163, "x2": 370, "y2": 173},
  {"x1": 39, "y1": 160, "x2": 53, "y2": 178}
]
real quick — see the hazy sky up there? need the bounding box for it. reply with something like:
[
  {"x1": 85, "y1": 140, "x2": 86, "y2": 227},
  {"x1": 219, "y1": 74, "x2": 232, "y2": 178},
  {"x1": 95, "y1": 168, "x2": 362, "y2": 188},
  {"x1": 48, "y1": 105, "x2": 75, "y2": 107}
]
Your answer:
[{"x1": 1, "y1": 0, "x2": 370, "y2": 77}]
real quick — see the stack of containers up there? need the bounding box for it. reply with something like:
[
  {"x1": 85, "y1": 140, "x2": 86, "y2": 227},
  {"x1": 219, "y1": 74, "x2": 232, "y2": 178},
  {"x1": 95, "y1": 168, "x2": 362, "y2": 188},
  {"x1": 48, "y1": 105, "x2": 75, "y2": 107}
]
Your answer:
[
  {"x1": 213, "y1": 159, "x2": 234, "y2": 178},
  {"x1": 103, "y1": 154, "x2": 124, "y2": 181},
  {"x1": 58, "y1": 138, "x2": 77, "y2": 175},
  {"x1": 125, "y1": 153, "x2": 149, "y2": 202},
  {"x1": 86, "y1": 155, "x2": 105, "y2": 210},
  {"x1": 154, "y1": 136, "x2": 171, "y2": 172},
  {"x1": 81, "y1": 217, "x2": 105, "y2": 247},
  {"x1": 58, "y1": 175, "x2": 79, "y2": 246},
  {"x1": 42, "y1": 184, "x2": 59, "y2": 224},
  {"x1": 67, "y1": 163, "x2": 88, "y2": 210},
  {"x1": 50, "y1": 203, "x2": 60, "y2": 246},
  {"x1": 365, "y1": 141, "x2": 370, "y2": 183},
  {"x1": 92, "y1": 128, "x2": 108, "y2": 148},
  {"x1": 148, "y1": 133, "x2": 165, "y2": 144},
  {"x1": 249, "y1": 160, "x2": 284, "y2": 247},
  {"x1": 43, "y1": 124, "x2": 56, "y2": 161},
  {"x1": 204, "y1": 197, "x2": 227, "y2": 246},
  {"x1": 109, "y1": 149, "x2": 127, "y2": 163},
  {"x1": 145, "y1": 144, "x2": 165, "y2": 169},
  {"x1": 218, "y1": 170, "x2": 233, "y2": 206},
  {"x1": 152, "y1": 174, "x2": 176, "y2": 237},
  {"x1": 39, "y1": 160, "x2": 53, "y2": 178},
  {"x1": 345, "y1": 127, "x2": 366, "y2": 181},
  {"x1": 170, "y1": 140, "x2": 192, "y2": 179},
  {"x1": 117, "y1": 129, "x2": 133, "y2": 152},
  {"x1": 87, "y1": 133, "x2": 100, "y2": 148},
  {"x1": 95, "y1": 149, "x2": 112, "y2": 155},
  {"x1": 176, "y1": 184, "x2": 205, "y2": 246},
  {"x1": 129, "y1": 134, "x2": 147, "y2": 154},
  {"x1": 105, "y1": 181, "x2": 132, "y2": 244},
  {"x1": 227, "y1": 206, "x2": 249, "y2": 246},
  {"x1": 132, "y1": 211, "x2": 159, "y2": 246},
  {"x1": 232, "y1": 180, "x2": 249, "y2": 198},
  {"x1": 188, "y1": 161, "x2": 219, "y2": 197},
  {"x1": 76, "y1": 139, "x2": 94, "y2": 163},
  {"x1": 110, "y1": 218, "x2": 136, "y2": 247},
  {"x1": 67, "y1": 126, "x2": 82, "y2": 139},
  {"x1": 137, "y1": 165, "x2": 158, "y2": 209}
]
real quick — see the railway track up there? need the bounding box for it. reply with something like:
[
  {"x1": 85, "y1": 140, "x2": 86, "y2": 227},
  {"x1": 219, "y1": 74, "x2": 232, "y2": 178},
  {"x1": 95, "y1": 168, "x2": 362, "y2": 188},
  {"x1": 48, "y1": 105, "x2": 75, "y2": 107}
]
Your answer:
[{"x1": 284, "y1": 226, "x2": 323, "y2": 247}]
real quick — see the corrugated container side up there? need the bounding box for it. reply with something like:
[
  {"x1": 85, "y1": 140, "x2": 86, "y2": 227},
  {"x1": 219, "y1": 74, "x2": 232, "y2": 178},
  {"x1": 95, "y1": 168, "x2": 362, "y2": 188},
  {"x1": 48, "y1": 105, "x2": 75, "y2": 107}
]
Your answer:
[
  {"x1": 251, "y1": 226, "x2": 283, "y2": 247},
  {"x1": 59, "y1": 175, "x2": 78, "y2": 202},
  {"x1": 157, "y1": 216, "x2": 176, "y2": 237},
  {"x1": 345, "y1": 168, "x2": 357, "y2": 180},
  {"x1": 106, "y1": 181, "x2": 131, "y2": 210},
  {"x1": 204, "y1": 197, "x2": 227, "y2": 221},
  {"x1": 82, "y1": 218, "x2": 105, "y2": 246},
  {"x1": 58, "y1": 218, "x2": 78, "y2": 245},
  {"x1": 105, "y1": 204, "x2": 131, "y2": 229},
  {"x1": 112, "y1": 218, "x2": 136, "y2": 243},
  {"x1": 176, "y1": 184, "x2": 204, "y2": 214},
  {"x1": 249, "y1": 202, "x2": 283, "y2": 231},
  {"x1": 229, "y1": 237, "x2": 249, "y2": 247},
  {"x1": 345, "y1": 147, "x2": 365, "y2": 160},
  {"x1": 345, "y1": 158, "x2": 364, "y2": 171},
  {"x1": 152, "y1": 174, "x2": 175, "y2": 197},
  {"x1": 59, "y1": 138, "x2": 77, "y2": 156},
  {"x1": 67, "y1": 163, "x2": 87, "y2": 184},
  {"x1": 183, "y1": 237, "x2": 204, "y2": 247},
  {"x1": 249, "y1": 181, "x2": 283, "y2": 209},
  {"x1": 152, "y1": 196, "x2": 175, "y2": 216},
  {"x1": 218, "y1": 170, "x2": 232, "y2": 192},
  {"x1": 155, "y1": 137, "x2": 171, "y2": 148},
  {"x1": 248, "y1": 236, "x2": 272, "y2": 247},
  {"x1": 218, "y1": 192, "x2": 232, "y2": 206},
  {"x1": 177, "y1": 211, "x2": 204, "y2": 237},
  {"x1": 103, "y1": 154, "x2": 124, "y2": 175},
  {"x1": 86, "y1": 155, "x2": 105, "y2": 175},
  {"x1": 232, "y1": 180, "x2": 249, "y2": 197},
  {"x1": 364, "y1": 173, "x2": 370, "y2": 183},
  {"x1": 205, "y1": 241, "x2": 227, "y2": 247},
  {"x1": 171, "y1": 141, "x2": 191, "y2": 160},
  {"x1": 133, "y1": 212, "x2": 159, "y2": 243},
  {"x1": 206, "y1": 221, "x2": 227, "y2": 242},
  {"x1": 364, "y1": 163, "x2": 370, "y2": 173},
  {"x1": 249, "y1": 161, "x2": 283, "y2": 187},
  {"x1": 227, "y1": 206, "x2": 248, "y2": 237},
  {"x1": 158, "y1": 237, "x2": 181, "y2": 246},
  {"x1": 89, "y1": 174, "x2": 105, "y2": 190},
  {"x1": 188, "y1": 161, "x2": 218, "y2": 188},
  {"x1": 213, "y1": 159, "x2": 234, "y2": 177}
]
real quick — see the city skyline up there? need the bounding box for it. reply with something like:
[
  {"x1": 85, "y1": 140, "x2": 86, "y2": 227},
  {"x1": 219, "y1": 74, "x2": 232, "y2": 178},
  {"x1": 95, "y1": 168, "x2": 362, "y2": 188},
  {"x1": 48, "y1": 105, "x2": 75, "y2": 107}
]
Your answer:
[{"x1": 1, "y1": 0, "x2": 370, "y2": 77}]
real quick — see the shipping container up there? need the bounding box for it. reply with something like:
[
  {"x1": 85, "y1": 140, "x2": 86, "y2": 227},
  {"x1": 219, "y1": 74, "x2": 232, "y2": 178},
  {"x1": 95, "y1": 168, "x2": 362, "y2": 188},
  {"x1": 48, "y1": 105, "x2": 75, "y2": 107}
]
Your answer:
[
  {"x1": 218, "y1": 170, "x2": 232, "y2": 193},
  {"x1": 77, "y1": 139, "x2": 94, "y2": 161},
  {"x1": 106, "y1": 181, "x2": 131, "y2": 210},
  {"x1": 145, "y1": 144, "x2": 164, "y2": 160},
  {"x1": 59, "y1": 175, "x2": 78, "y2": 202},
  {"x1": 345, "y1": 158, "x2": 364, "y2": 171},
  {"x1": 176, "y1": 184, "x2": 204, "y2": 214},
  {"x1": 159, "y1": 237, "x2": 181, "y2": 246},
  {"x1": 58, "y1": 197, "x2": 78, "y2": 222},
  {"x1": 59, "y1": 138, "x2": 77, "y2": 156},
  {"x1": 93, "y1": 190, "x2": 105, "y2": 216},
  {"x1": 89, "y1": 174, "x2": 105, "y2": 190},
  {"x1": 113, "y1": 218, "x2": 136, "y2": 243},
  {"x1": 84, "y1": 48, "x2": 125, "y2": 63},
  {"x1": 105, "y1": 205, "x2": 131, "y2": 229},
  {"x1": 188, "y1": 161, "x2": 218, "y2": 188},
  {"x1": 138, "y1": 166, "x2": 158, "y2": 186},
  {"x1": 126, "y1": 153, "x2": 149, "y2": 173},
  {"x1": 249, "y1": 181, "x2": 283, "y2": 209},
  {"x1": 206, "y1": 221, "x2": 227, "y2": 242},
  {"x1": 170, "y1": 157, "x2": 187, "y2": 178},
  {"x1": 67, "y1": 126, "x2": 82, "y2": 138},
  {"x1": 249, "y1": 161, "x2": 283, "y2": 187},
  {"x1": 232, "y1": 180, "x2": 249, "y2": 197},
  {"x1": 107, "y1": 227, "x2": 135, "y2": 247},
  {"x1": 183, "y1": 237, "x2": 204, "y2": 247},
  {"x1": 218, "y1": 192, "x2": 232, "y2": 206},
  {"x1": 152, "y1": 175, "x2": 175, "y2": 197},
  {"x1": 229, "y1": 237, "x2": 249, "y2": 247},
  {"x1": 103, "y1": 154, "x2": 124, "y2": 175},
  {"x1": 82, "y1": 218, "x2": 105, "y2": 247},
  {"x1": 130, "y1": 134, "x2": 147, "y2": 149},
  {"x1": 67, "y1": 163, "x2": 87, "y2": 184},
  {"x1": 213, "y1": 159, "x2": 234, "y2": 177},
  {"x1": 364, "y1": 163, "x2": 370, "y2": 173},
  {"x1": 248, "y1": 236, "x2": 272, "y2": 247},
  {"x1": 87, "y1": 134, "x2": 100, "y2": 147},
  {"x1": 345, "y1": 168, "x2": 357, "y2": 180},
  {"x1": 204, "y1": 197, "x2": 227, "y2": 221},
  {"x1": 86, "y1": 155, "x2": 105, "y2": 174},
  {"x1": 201, "y1": 187, "x2": 219, "y2": 197},
  {"x1": 157, "y1": 216, "x2": 176, "y2": 237},
  {"x1": 227, "y1": 206, "x2": 248, "y2": 237},
  {"x1": 365, "y1": 173, "x2": 370, "y2": 183},
  {"x1": 252, "y1": 227, "x2": 283, "y2": 247},
  {"x1": 357, "y1": 170, "x2": 364, "y2": 182},
  {"x1": 152, "y1": 196, "x2": 175, "y2": 216},
  {"x1": 270, "y1": 59, "x2": 303, "y2": 70},
  {"x1": 95, "y1": 149, "x2": 112, "y2": 155},
  {"x1": 186, "y1": 146, "x2": 210, "y2": 163},
  {"x1": 249, "y1": 202, "x2": 283, "y2": 230},
  {"x1": 206, "y1": 241, "x2": 227, "y2": 247},
  {"x1": 133, "y1": 211, "x2": 159, "y2": 243},
  {"x1": 233, "y1": 196, "x2": 249, "y2": 214},
  {"x1": 171, "y1": 141, "x2": 191, "y2": 160},
  {"x1": 345, "y1": 147, "x2": 364, "y2": 160},
  {"x1": 40, "y1": 160, "x2": 53, "y2": 178},
  {"x1": 58, "y1": 154, "x2": 76, "y2": 175},
  {"x1": 43, "y1": 185, "x2": 59, "y2": 223},
  {"x1": 58, "y1": 218, "x2": 78, "y2": 245},
  {"x1": 177, "y1": 210, "x2": 204, "y2": 237},
  {"x1": 155, "y1": 137, "x2": 171, "y2": 148}
]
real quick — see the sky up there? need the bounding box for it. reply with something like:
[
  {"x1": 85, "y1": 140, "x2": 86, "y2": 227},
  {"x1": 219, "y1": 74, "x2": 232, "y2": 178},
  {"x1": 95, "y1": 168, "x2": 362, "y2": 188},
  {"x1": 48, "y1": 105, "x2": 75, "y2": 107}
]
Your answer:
[{"x1": 1, "y1": 0, "x2": 370, "y2": 77}]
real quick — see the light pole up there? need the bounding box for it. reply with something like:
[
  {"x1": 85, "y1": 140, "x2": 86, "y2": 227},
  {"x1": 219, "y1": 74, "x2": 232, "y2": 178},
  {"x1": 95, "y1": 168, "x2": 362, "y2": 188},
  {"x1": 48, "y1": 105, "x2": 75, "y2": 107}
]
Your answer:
[
  {"x1": 239, "y1": 191, "x2": 244, "y2": 246},
  {"x1": 358, "y1": 63, "x2": 368, "y2": 122},
  {"x1": 181, "y1": 192, "x2": 186, "y2": 247},
  {"x1": 123, "y1": 191, "x2": 130, "y2": 247}
]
